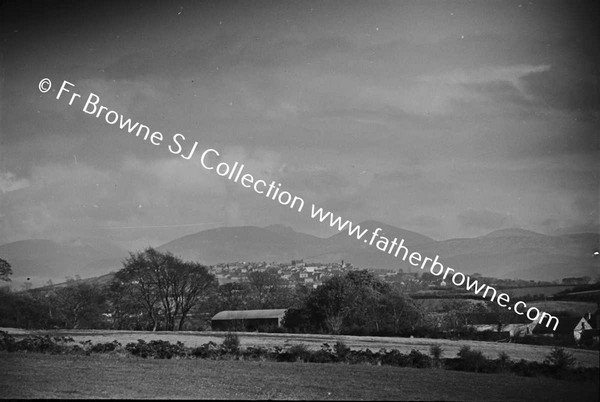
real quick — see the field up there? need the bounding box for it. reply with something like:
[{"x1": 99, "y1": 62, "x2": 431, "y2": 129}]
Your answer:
[
  {"x1": 2, "y1": 328, "x2": 598, "y2": 400},
  {"x1": 498, "y1": 286, "x2": 573, "y2": 298},
  {"x1": 1, "y1": 352, "x2": 599, "y2": 400},
  {"x1": 525, "y1": 301, "x2": 598, "y2": 316},
  {"x1": 414, "y1": 298, "x2": 597, "y2": 316},
  {"x1": 3, "y1": 328, "x2": 598, "y2": 368}
]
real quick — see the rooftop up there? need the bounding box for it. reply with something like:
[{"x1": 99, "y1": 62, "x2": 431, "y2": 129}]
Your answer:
[{"x1": 212, "y1": 309, "x2": 288, "y2": 321}]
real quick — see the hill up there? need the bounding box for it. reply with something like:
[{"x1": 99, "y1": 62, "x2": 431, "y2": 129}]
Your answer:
[
  {"x1": 157, "y1": 225, "x2": 323, "y2": 265},
  {"x1": 0, "y1": 239, "x2": 126, "y2": 288},
  {"x1": 157, "y1": 223, "x2": 598, "y2": 281},
  {"x1": 1, "y1": 223, "x2": 598, "y2": 287},
  {"x1": 417, "y1": 230, "x2": 599, "y2": 280}
]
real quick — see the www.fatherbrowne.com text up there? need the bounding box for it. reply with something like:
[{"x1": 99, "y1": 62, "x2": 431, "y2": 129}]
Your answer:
[
  {"x1": 44, "y1": 78, "x2": 560, "y2": 332},
  {"x1": 310, "y1": 208, "x2": 560, "y2": 331}
]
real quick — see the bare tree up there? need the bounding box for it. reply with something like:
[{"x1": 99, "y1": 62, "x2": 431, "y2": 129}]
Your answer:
[
  {"x1": 115, "y1": 248, "x2": 216, "y2": 331},
  {"x1": 246, "y1": 268, "x2": 288, "y2": 309}
]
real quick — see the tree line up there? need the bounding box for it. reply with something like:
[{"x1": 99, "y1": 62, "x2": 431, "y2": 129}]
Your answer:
[
  {"x1": 0, "y1": 249, "x2": 426, "y2": 335},
  {"x1": 2, "y1": 249, "x2": 545, "y2": 340}
]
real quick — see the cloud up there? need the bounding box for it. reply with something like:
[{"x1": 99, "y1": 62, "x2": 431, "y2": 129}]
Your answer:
[
  {"x1": 405, "y1": 64, "x2": 552, "y2": 114},
  {"x1": 0, "y1": 172, "x2": 30, "y2": 194},
  {"x1": 418, "y1": 65, "x2": 550, "y2": 86},
  {"x1": 457, "y1": 209, "x2": 513, "y2": 230},
  {"x1": 523, "y1": 66, "x2": 600, "y2": 112}
]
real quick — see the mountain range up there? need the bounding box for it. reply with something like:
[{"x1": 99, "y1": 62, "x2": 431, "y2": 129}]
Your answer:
[{"x1": 1, "y1": 221, "x2": 598, "y2": 288}]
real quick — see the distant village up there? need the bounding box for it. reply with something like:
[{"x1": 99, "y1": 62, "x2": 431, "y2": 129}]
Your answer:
[{"x1": 210, "y1": 259, "x2": 593, "y2": 293}]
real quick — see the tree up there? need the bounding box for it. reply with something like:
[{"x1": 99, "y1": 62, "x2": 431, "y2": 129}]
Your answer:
[
  {"x1": 0, "y1": 258, "x2": 13, "y2": 281},
  {"x1": 0, "y1": 288, "x2": 55, "y2": 329},
  {"x1": 290, "y1": 270, "x2": 422, "y2": 335},
  {"x1": 114, "y1": 248, "x2": 216, "y2": 331},
  {"x1": 104, "y1": 279, "x2": 149, "y2": 330},
  {"x1": 214, "y1": 282, "x2": 251, "y2": 312},
  {"x1": 50, "y1": 279, "x2": 107, "y2": 329},
  {"x1": 303, "y1": 275, "x2": 352, "y2": 334},
  {"x1": 246, "y1": 268, "x2": 290, "y2": 309}
]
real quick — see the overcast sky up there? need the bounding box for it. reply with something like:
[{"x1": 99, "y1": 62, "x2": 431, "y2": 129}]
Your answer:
[{"x1": 1, "y1": 0, "x2": 598, "y2": 250}]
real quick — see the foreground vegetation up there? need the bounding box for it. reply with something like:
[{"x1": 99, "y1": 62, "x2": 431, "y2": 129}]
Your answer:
[
  {"x1": 1, "y1": 351, "x2": 598, "y2": 400},
  {"x1": 2, "y1": 250, "x2": 598, "y2": 350},
  {"x1": 4, "y1": 327, "x2": 598, "y2": 367},
  {"x1": 1, "y1": 330, "x2": 597, "y2": 383}
]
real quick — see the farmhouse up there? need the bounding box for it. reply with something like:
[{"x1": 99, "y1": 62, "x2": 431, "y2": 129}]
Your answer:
[
  {"x1": 580, "y1": 311, "x2": 600, "y2": 345},
  {"x1": 211, "y1": 309, "x2": 288, "y2": 331},
  {"x1": 466, "y1": 313, "x2": 537, "y2": 338},
  {"x1": 533, "y1": 315, "x2": 593, "y2": 342}
]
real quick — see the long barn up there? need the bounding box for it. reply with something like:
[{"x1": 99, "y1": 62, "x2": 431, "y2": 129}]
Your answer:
[{"x1": 211, "y1": 309, "x2": 288, "y2": 331}]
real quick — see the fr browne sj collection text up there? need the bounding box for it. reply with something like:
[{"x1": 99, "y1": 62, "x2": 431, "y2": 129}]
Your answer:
[{"x1": 37, "y1": 78, "x2": 560, "y2": 331}]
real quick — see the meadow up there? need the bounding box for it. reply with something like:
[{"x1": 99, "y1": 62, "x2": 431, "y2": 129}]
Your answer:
[
  {"x1": 1, "y1": 352, "x2": 598, "y2": 400},
  {"x1": 2, "y1": 328, "x2": 598, "y2": 400}
]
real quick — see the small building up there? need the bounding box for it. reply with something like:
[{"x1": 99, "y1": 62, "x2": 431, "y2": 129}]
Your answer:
[
  {"x1": 211, "y1": 309, "x2": 288, "y2": 332},
  {"x1": 533, "y1": 316, "x2": 593, "y2": 342},
  {"x1": 466, "y1": 313, "x2": 536, "y2": 338},
  {"x1": 580, "y1": 311, "x2": 600, "y2": 346}
]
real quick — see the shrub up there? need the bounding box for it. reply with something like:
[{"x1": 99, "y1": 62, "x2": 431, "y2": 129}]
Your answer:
[
  {"x1": 315, "y1": 343, "x2": 337, "y2": 363},
  {"x1": 53, "y1": 336, "x2": 75, "y2": 344},
  {"x1": 429, "y1": 344, "x2": 443, "y2": 368},
  {"x1": 308, "y1": 348, "x2": 335, "y2": 363},
  {"x1": 545, "y1": 347, "x2": 576, "y2": 371},
  {"x1": 125, "y1": 339, "x2": 187, "y2": 359},
  {"x1": 90, "y1": 340, "x2": 121, "y2": 353},
  {"x1": 0, "y1": 330, "x2": 16, "y2": 352},
  {"x1": 457, "y1": 345, "x2": 487, "y2": 372},
  {"x1": 406, "y1": 349, "x2": 432, "y2": 368},
  {"x1": 345, "y1": 348, "x2": 378, "y2": 365},
  {"x1": 286, "y1": 344, "x2": 310, "y2": 362},
  {"x1": 334, "y1": 341, "x2": 351, "y2": 361},
  {"x1": 14, "y1": 335, "x2": 71, "y2": 354},
  {"x1": 497, "y1": 351, "x2": 511, "y2": 373},
  {"x1": 380, "y1": 349, "x2": 404, "y2": 366},
  {"x1": 191, "y1": 341, "x2": 220, "y2": 359},
  {"x1": 221, "y1": 333, "x2": 240, "y2": 355},
  {"x1": 241, "y1": 346, "x2": 270, "y2": 361}
]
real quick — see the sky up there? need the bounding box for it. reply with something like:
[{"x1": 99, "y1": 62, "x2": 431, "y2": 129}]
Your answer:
[{"x1": 0, "y1": 0, "x2": 598, "y2": 251}]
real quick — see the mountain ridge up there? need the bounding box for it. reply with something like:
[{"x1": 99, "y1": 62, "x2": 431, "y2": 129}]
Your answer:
[{"x1": 1, "y1": 223, "x2": 598, "y2": 287}]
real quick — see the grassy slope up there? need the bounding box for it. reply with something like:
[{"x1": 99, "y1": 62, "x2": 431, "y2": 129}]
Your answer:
[{"x1": 0, "y1": 352, "x2": 598, "y2": 401}]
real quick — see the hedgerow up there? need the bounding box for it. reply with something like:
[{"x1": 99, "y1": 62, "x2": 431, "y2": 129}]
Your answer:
[
  {"x1": 0, "y1": 331, "x2": 597, "y2": 382},
  {"x1": 124, "y1": 339, "x2": 188, "y2": 359}
]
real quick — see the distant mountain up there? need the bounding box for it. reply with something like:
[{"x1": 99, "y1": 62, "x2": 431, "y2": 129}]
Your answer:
[
  {"x1": 2, "y1": 223, "x2": 598, "y2": 288},
  {"x1": 264, "y1": 224, "x2": 297, "y2": 235},
  {"x1": 305, "y1": 220, "x2": 436, "y2": 268},
  {"x1": 157, "y1": 225, "x2": 323, "y2": 265},
  {"x1": 30, "y1": 272, "x2": 117, "y2": 293},
  {"x1": 157, "y1": 223, "x2": 598, "y2": 281},
  {"x1": 417, "y1": 230, "x2": 599, "y2": 281},
  {"x1": 482, "y1": 228, "x2": 547, "y2": 238},
  {"x1": 0, "y1": 238, "x2": 126, "y2": 288},
  {"x1": 328, "y1": 220, "x2": 434, "y2": 247}
]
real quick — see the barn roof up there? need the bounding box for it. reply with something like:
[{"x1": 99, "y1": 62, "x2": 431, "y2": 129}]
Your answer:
[{"x1": 212, "y1": 309, "x2": 288, "y2": 321}]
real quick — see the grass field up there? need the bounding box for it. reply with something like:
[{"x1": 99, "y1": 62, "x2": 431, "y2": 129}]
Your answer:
[
  {"x1": 415, "y1": 299, "x2": 597, "y2": 316},
  {"x1": 498, "y1": 286, "x2": 573, "y2": 298},
  {"x1": 3, "y1": 328, "x2": 598, "y2": 368},
  {"x1": 525, "y1": 301, "x2": 598, "y2": 315},
  {"x1": 1, "y1": 352, "x2": 598, "y2": 400}
]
